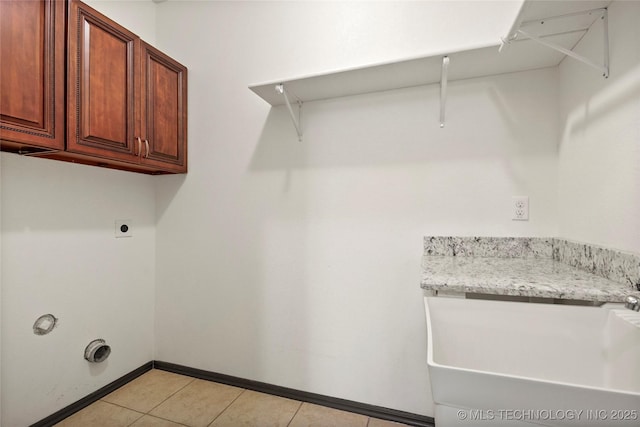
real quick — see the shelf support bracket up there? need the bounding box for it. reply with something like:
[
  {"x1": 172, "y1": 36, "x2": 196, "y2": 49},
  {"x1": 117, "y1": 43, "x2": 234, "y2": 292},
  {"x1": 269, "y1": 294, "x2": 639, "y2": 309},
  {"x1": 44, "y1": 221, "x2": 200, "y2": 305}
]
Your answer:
[
  {"x1": 517, "y1": 27, "x2": 608, "y2": 78},
  {"x1": 275, "y1": 84, "x2": 303, "y2": 141},
  {"x1": 499, "y1": 0, "x2": 527, "y2": 53},
  {"x1": 503, "y1": 8, "x2": 609, "y2": 78},
  {"x1": 440, "y1": 56, "x2": 449, "y2": 128}
]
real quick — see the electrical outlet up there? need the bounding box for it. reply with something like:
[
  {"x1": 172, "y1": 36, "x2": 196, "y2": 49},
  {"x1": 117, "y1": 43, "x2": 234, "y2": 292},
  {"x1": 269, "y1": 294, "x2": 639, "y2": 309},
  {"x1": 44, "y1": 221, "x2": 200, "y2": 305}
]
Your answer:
[
  {"x1": 115, "y1": 220, "x2": 132, "y2": 238},
  {"x1": 512, "y1": 196, "x2": 529, "y2": 221}
]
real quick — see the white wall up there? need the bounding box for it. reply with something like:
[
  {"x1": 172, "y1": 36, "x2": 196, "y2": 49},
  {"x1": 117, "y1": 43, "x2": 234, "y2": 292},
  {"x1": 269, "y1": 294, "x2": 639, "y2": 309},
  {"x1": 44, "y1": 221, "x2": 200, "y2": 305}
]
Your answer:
[
  {"x1": 558, "y1": 0, "x2": 640, "y2": 255},
  {"x1": 12, "y1": 0, "x2": 639, "y2": 424},
  {"x1": 86, "y1": 0, "x2": 157, "y2": 44},
  {"x1": 0, "y1": 1, "x2": 157, "y2": 425},
  {"x1": 153, "y1": 0, "x2": 557, "y2": 417}
]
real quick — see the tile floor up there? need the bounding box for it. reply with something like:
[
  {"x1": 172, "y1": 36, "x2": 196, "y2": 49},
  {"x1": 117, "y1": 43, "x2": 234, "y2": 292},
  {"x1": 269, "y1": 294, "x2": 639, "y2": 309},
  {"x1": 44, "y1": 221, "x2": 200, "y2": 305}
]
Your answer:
[{"x1": 55, "y1": 369, "x2": 411, "y2": 427}]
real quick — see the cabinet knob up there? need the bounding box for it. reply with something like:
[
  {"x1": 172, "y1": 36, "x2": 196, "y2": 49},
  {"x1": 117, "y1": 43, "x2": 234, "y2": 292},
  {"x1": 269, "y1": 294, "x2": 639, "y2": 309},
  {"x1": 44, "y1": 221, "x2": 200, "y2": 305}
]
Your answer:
[
  {"x1": 144, "y1": 139, "x2": 150, "y2": 158},
  {"x1": 136, "y1": 137, "x2": 142, "y2": 156}
]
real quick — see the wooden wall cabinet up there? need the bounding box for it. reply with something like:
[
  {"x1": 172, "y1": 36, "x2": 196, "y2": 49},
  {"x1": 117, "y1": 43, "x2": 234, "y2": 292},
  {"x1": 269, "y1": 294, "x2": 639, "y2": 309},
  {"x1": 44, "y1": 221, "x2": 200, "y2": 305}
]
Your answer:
[
  {"x1": 67, "y1": 0, "x2": 187, "y2": 173},
  {"x1": 0, "y1": 0, "x2": 187, "y2": 175},
  {"x1": 0, "y1": 0, "x2": 65, "y2": 153},
  {"x1": 66, "y1": 0, "x2": 187, "y2": 173},
  {"x1": 139, "y1": 42, "x2": 188, "y2": 173}
]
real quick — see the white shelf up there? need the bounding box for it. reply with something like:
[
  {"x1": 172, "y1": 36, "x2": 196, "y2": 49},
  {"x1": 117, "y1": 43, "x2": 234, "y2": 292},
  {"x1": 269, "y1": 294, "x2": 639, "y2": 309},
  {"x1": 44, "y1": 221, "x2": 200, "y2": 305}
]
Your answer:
[
  {"x1": 249, "y1": 0, "x2": 611, "y2": 134},
  {"x1": 250, "y1": 0, "x2": 610, "y2": 107},
  {"x1": 251, "y1": 32, "x2": 584, "y2": 106}
]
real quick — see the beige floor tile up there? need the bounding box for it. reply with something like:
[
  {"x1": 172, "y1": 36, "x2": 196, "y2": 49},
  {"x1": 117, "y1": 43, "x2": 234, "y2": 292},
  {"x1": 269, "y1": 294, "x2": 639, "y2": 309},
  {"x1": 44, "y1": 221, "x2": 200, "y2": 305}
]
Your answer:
[
  {"x1": 54, "y1": 401, "x2": 143, "y2": 427},
  {"x1": 130, "y1": 414, "x2": 187, "y2": 427},
  {"x1": 209, "y1": 390, "x2": 301, "y2": 427},
  {"x1": 367, "y1": 418, "x2": 411, "y2": 427},
  {"x1": 149, "y1": 379, "x2": 243, "y2": 427},
  {"x1": 288, "y1": 402, "x2": 368, "y2": 427},
  {"x1": 102, "y1": 369, "x2": 194, "y2": 413}
]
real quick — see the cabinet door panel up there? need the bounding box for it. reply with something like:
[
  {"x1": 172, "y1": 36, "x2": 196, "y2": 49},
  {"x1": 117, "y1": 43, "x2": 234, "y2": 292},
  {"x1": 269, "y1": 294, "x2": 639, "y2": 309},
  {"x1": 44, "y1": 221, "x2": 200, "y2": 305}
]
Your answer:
[
  {"x1": 67, "y1": 0, "x2": 139, "y2": 162},
  {"x1": 84, "y1": 22, "x2": 128, "y2": 144},
  {"x1": 0, "y1": 0, "x2": 64, "y2": 151},
  {"x1": 140, "y1": 42, "x2": 187, "y2": 173}
]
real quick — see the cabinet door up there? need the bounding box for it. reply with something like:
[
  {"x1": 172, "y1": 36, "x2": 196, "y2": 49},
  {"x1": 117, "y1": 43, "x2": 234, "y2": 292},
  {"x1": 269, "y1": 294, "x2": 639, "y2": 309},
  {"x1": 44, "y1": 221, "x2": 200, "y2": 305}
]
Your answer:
[
  {"x1": 0, "y1": 0, "x2": 65, "y2": 152},
  {"x1": 140, "y1": 42, "x2": 188, "y2": 173},
  {"x1": 67, "y1": 0, "x2": 140, "y2": 163}
]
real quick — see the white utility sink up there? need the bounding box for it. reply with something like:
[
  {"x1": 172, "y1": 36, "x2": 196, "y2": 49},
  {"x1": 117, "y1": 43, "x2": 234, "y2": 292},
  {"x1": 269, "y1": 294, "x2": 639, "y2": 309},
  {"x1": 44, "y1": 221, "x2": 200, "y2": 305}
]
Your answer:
[{"x1": 424, "y1": 297, "x2": 640, "y2": 426}]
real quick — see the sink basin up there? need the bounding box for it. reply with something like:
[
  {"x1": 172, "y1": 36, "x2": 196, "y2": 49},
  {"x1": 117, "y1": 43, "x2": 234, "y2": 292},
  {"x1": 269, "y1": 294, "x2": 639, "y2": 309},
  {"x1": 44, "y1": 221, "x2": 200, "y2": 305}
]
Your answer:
[{"x1": 424, "y1": 296, "x2": 640, "y2": 426}]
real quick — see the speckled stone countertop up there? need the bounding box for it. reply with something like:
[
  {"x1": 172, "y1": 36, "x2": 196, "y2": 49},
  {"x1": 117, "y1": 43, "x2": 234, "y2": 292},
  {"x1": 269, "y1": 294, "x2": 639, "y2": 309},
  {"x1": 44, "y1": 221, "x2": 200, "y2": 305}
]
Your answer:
[
  {"x1": 421, "y1": 256, "x2": 631, "y2": 302},
  {"x1": 421, "y1": 237, "x2": 639, "y2": 303}
]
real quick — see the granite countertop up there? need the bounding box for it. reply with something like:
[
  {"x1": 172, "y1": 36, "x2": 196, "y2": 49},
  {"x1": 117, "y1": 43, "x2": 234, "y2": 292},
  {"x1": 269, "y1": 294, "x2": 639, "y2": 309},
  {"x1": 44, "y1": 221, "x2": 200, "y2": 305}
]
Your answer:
[
  {"x1": 420, "y1": 237, "x2": 639, "y2": 303},
  {"x1": 421, "y1": 256, "x2": 631, "y2": 302}
]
